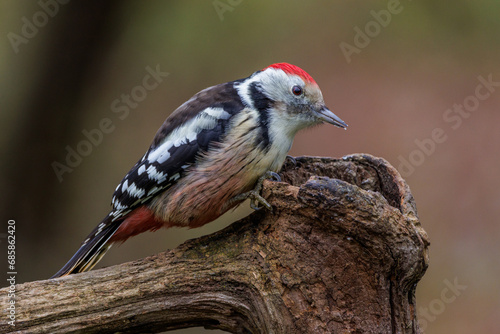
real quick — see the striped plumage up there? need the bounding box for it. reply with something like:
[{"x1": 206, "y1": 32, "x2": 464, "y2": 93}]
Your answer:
[{"x1": 51, "y1": 63, "x2": 347, "y2": 278}]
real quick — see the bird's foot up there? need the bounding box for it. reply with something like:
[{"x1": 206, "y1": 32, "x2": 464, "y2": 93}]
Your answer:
[
  {"x1": 285, "y1": 155, "x2": 297, "y2": 165},
  {"x1": 230, "y1": 171, "x2": 281, "y2": 211}
]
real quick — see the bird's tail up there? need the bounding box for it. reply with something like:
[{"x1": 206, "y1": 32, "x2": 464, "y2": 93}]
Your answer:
[{"x1": 51, "y1": 214, "x2": 121, "y2": 278}]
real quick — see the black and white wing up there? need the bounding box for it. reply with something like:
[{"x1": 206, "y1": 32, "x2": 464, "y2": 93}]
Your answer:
[
  {"x1": 110, "y1": 80, "x2": 246, "y2": 221},
  {"x1": 51, "y1": 79, "x2": 249, "y2": 278}
]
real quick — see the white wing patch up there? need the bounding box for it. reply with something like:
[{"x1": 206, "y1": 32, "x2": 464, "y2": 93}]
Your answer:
[
  {"x1": 203, "y1": 107, "x2": 231, "y2": 119},
  {"x1": 147, "y1": 165, "x2": 167, "y2": 183},
  {"x1": 147, "y1": 107, "x2": 230, "y2": 164},
  {"x1": 113, "y1": 201, "x2": 128, "y2": 211},
  {"x1": 138, "y1": 165, "x2": 146, "y2": 175},
  {"x1": 126, "y1": 182, "x2": 145, "y2": 198},
  {"x1": 147, "y1": 144, "x2": 171, "y2": 164},
  {"x1": 121, "y1": 179, "x2": 129, "y2": 193}
]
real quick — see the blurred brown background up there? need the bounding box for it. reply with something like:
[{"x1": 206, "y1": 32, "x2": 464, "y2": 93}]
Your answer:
[{"x1": 1, "y1": 1, "x2": 499, "y2": 333}]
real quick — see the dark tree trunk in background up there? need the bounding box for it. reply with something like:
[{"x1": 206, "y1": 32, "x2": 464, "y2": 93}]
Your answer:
[
  {"x1": 1, "y1": 0, "x2": 122, "y2": 280},
  {"x1": 0, "y1": 155, "x2": 429, "y2": 333}
]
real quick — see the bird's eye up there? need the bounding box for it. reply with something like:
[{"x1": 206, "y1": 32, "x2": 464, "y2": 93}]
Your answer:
[{"x1": 292, "y1": 85, "x2": 303, "y2": 96}]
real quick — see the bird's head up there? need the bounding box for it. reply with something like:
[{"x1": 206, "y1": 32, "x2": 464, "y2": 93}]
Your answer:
[{"x1": 237, "y1": 63, "x2": 347, "y2": 135}]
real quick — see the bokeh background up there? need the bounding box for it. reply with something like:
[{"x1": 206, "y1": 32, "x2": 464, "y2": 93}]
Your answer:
[{"x1": 1, "y1": 1, "x2": 499, "y2": 333}]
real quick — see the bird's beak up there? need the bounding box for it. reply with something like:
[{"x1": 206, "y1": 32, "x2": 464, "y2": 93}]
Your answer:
[{"x1": 315, "y1": 106, "x2": 348, "y2": 129}]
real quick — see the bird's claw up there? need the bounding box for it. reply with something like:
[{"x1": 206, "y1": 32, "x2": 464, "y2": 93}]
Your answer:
[
  {"x1": 229, "y1": 171, "x2": 280, "y2": 211},
  {"x1": 266, "y1": 171, "x2": 281, "y2": 183},
  {"x1": 249, "y1": 192, "x2": 272, "y2": 211},
  {"x1": 285, "y1": 155, "x2": 297, "y2": 165}
]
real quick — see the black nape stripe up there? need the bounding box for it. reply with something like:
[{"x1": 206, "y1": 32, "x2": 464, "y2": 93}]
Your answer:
[
  {"x1": 249, "y1": 82, "x2": 271, "y2": 112},
  {"x1": 248, "y1": 82, "x2": 270, "y2": 149}
]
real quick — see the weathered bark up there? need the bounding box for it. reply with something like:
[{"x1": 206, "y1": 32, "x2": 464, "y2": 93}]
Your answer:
[{"x1": 0, "y1": 154, "x2": 429, "y2": 334}]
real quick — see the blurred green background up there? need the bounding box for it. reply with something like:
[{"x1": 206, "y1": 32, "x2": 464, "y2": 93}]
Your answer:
[{"x1": 1, "y1": 1, "x2": 499, "y2": 333}]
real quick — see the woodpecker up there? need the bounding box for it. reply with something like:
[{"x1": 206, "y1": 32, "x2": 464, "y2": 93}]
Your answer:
[{"x1": 51, "y1": 63, "x2": 347, "y2": 278}]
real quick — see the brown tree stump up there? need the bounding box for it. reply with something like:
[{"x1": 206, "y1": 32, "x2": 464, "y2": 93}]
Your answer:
[{"x1": 0, "y1": 154, "x2": 429, "y2": 334}]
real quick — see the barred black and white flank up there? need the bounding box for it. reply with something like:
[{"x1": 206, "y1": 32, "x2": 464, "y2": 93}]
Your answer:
[{"x1": 52, "y1": 63, "x2": 347, "y2": 278}]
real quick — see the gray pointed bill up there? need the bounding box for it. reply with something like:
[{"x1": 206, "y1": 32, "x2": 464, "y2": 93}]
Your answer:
[{"x1": 315, "y1": 107, "x2": 347, "y2": 129}]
